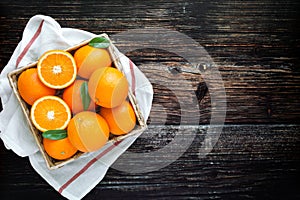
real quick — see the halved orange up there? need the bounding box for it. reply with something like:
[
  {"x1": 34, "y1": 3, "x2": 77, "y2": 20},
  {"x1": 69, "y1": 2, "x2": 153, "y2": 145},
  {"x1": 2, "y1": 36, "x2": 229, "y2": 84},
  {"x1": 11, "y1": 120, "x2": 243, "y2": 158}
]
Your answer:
[
  {"x1": 37, "y1": 50, "x2": 77, "y2": 89},
  {"x1": 30, "y1": 95, "x2": 71, "y2": 132}
]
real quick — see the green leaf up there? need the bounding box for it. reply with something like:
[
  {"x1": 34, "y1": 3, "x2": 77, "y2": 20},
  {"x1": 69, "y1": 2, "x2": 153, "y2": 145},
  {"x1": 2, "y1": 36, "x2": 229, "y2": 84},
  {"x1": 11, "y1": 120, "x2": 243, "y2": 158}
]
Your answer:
[
  {"x1": 42, "y1": 130, "x2": 67, "y2": 140},
  {"x1": 80, "y1": 81, "x2": 91, "y2": 111},
  {"x1": 89, "y1": 36, "x2": 110, "y2": 48}
]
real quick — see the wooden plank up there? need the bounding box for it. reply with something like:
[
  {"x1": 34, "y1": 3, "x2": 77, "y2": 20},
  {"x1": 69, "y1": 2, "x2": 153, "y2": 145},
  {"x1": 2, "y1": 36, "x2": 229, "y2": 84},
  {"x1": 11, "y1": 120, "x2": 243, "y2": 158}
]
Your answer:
[
  {"x1": 1, "y1": 125, "x2": 299, "y2": 198},
  {"x1": 0, "y1": 0, "x2": 299, "y2": 124},
  {"x1": 1, "y1": 44, "x2": 299, "y2": 125},
  {"x1": 136, "y1": 63, "x2": 299, "y2": 124},
  {"x1": 0, "y1": 1, "x2": 299, "y2": 199},
  {"x1": 0, "y1": 0, "x2": 299, "y2": 67}
]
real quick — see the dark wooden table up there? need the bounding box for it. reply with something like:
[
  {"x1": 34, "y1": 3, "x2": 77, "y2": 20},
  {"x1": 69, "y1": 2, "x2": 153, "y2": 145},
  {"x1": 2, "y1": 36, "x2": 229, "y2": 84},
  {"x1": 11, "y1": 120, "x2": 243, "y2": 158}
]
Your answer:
[{"x1": 1, "y1": 1, "x2": 299, "y2": 199}]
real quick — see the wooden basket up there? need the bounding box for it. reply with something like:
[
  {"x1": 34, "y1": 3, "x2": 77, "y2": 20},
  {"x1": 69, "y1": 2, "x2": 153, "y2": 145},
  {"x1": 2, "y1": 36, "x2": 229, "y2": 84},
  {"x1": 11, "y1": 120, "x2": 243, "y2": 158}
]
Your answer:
[{"x1": 7, "y1": 33, "x2": 146, "y2": 170}]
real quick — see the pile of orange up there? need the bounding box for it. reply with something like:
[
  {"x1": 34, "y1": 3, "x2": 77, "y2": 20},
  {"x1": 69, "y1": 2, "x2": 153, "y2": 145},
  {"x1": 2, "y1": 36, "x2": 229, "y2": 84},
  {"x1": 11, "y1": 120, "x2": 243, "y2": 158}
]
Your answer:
[{"x1": 17, "y1": 37, "x2": 137, "y2": 161}]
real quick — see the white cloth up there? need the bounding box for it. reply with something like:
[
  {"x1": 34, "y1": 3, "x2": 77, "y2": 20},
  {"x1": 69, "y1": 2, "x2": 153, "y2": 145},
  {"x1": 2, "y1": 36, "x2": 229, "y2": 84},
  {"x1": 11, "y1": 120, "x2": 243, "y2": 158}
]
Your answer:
[{"x1": 0, "y1": 15, "x2": 153, "y2": 199}]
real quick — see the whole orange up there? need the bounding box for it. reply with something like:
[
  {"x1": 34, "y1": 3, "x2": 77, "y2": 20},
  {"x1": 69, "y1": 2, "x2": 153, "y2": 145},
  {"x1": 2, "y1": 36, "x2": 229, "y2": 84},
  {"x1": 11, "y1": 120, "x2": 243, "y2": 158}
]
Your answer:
[
  {"x1": 73, "y1": 45, "x2": 112, "y2": 79},
  {"x1": 43, "y1": 137, "x2": 77, "y2": 160},
  {"x1": 17, "y1": 68, "x2": 56, "y2": 105},
  {"x1": 88, "y1": 67, "x2": 129, "y2": 108},
  {"x1": 62, "y1": 80, "x2": 95, "y2": 114},
  {"x1": 67, "y1": 111, "x2": 109, "y2": 152},
  {"x1": 100, "y1": 101, "x2": 136, "y2": 135}
]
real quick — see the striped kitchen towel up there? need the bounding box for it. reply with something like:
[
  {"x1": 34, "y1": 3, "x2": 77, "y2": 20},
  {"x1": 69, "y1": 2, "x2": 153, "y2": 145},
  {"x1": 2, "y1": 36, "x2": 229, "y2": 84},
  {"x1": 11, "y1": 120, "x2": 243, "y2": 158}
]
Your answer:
[{"x1": 0, "y1": 15, "x2": 153, "y2": 200}]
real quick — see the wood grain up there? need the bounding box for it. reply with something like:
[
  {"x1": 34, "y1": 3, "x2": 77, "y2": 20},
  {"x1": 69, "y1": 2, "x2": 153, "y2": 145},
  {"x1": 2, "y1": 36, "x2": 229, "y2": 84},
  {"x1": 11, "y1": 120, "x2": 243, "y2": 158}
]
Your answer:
[
  {"x1": 133, "y1": 62, "x2": 299, "y2": 124},
  {"x1": 0, "y1": 0, "x2": 299, "y2": 66},
  {"x1": 0, "y1": 0, "x2": 299, "y2": 199},
  {"x1": 0, "y1": 0, "x2": 299, "y2": 124},
  {"x1": 1, "y1": 125, "x2": 299, "y2": 199}
]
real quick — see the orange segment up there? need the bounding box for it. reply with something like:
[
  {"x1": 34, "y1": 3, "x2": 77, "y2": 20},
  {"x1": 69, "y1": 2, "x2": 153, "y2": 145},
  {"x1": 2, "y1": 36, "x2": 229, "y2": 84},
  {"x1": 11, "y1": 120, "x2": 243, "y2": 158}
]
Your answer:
[
  {"x1": 30, "y1": 96, "x2": 71, "y2": 132},
  {"x1": 37, "y1": 50, "x2": 77, "y2": 89}
]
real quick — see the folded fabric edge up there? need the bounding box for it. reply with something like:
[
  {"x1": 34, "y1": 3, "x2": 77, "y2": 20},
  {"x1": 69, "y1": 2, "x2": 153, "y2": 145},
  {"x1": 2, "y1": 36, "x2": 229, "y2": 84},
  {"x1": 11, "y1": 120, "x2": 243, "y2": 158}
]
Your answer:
[
  {"x1": 0, "y1": 131, "x2": 39, "y2": 157},
  {"x1": 1, "y1": 14, "x2": 154, "y2": 199}
]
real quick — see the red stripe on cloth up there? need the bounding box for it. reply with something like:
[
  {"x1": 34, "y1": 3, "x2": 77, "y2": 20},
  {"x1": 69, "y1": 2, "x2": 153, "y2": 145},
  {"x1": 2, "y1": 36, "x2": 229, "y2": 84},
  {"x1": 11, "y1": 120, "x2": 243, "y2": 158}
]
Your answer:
[
  {"x1": 58, "y1": 140, "x2": 122, "y2": 194},
  {"x1": 15, "y1": 20, "x2": 44, "y2": 68},
  {"x1": 129, "y1": 60, "x2": 136, "y2": 96}
]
